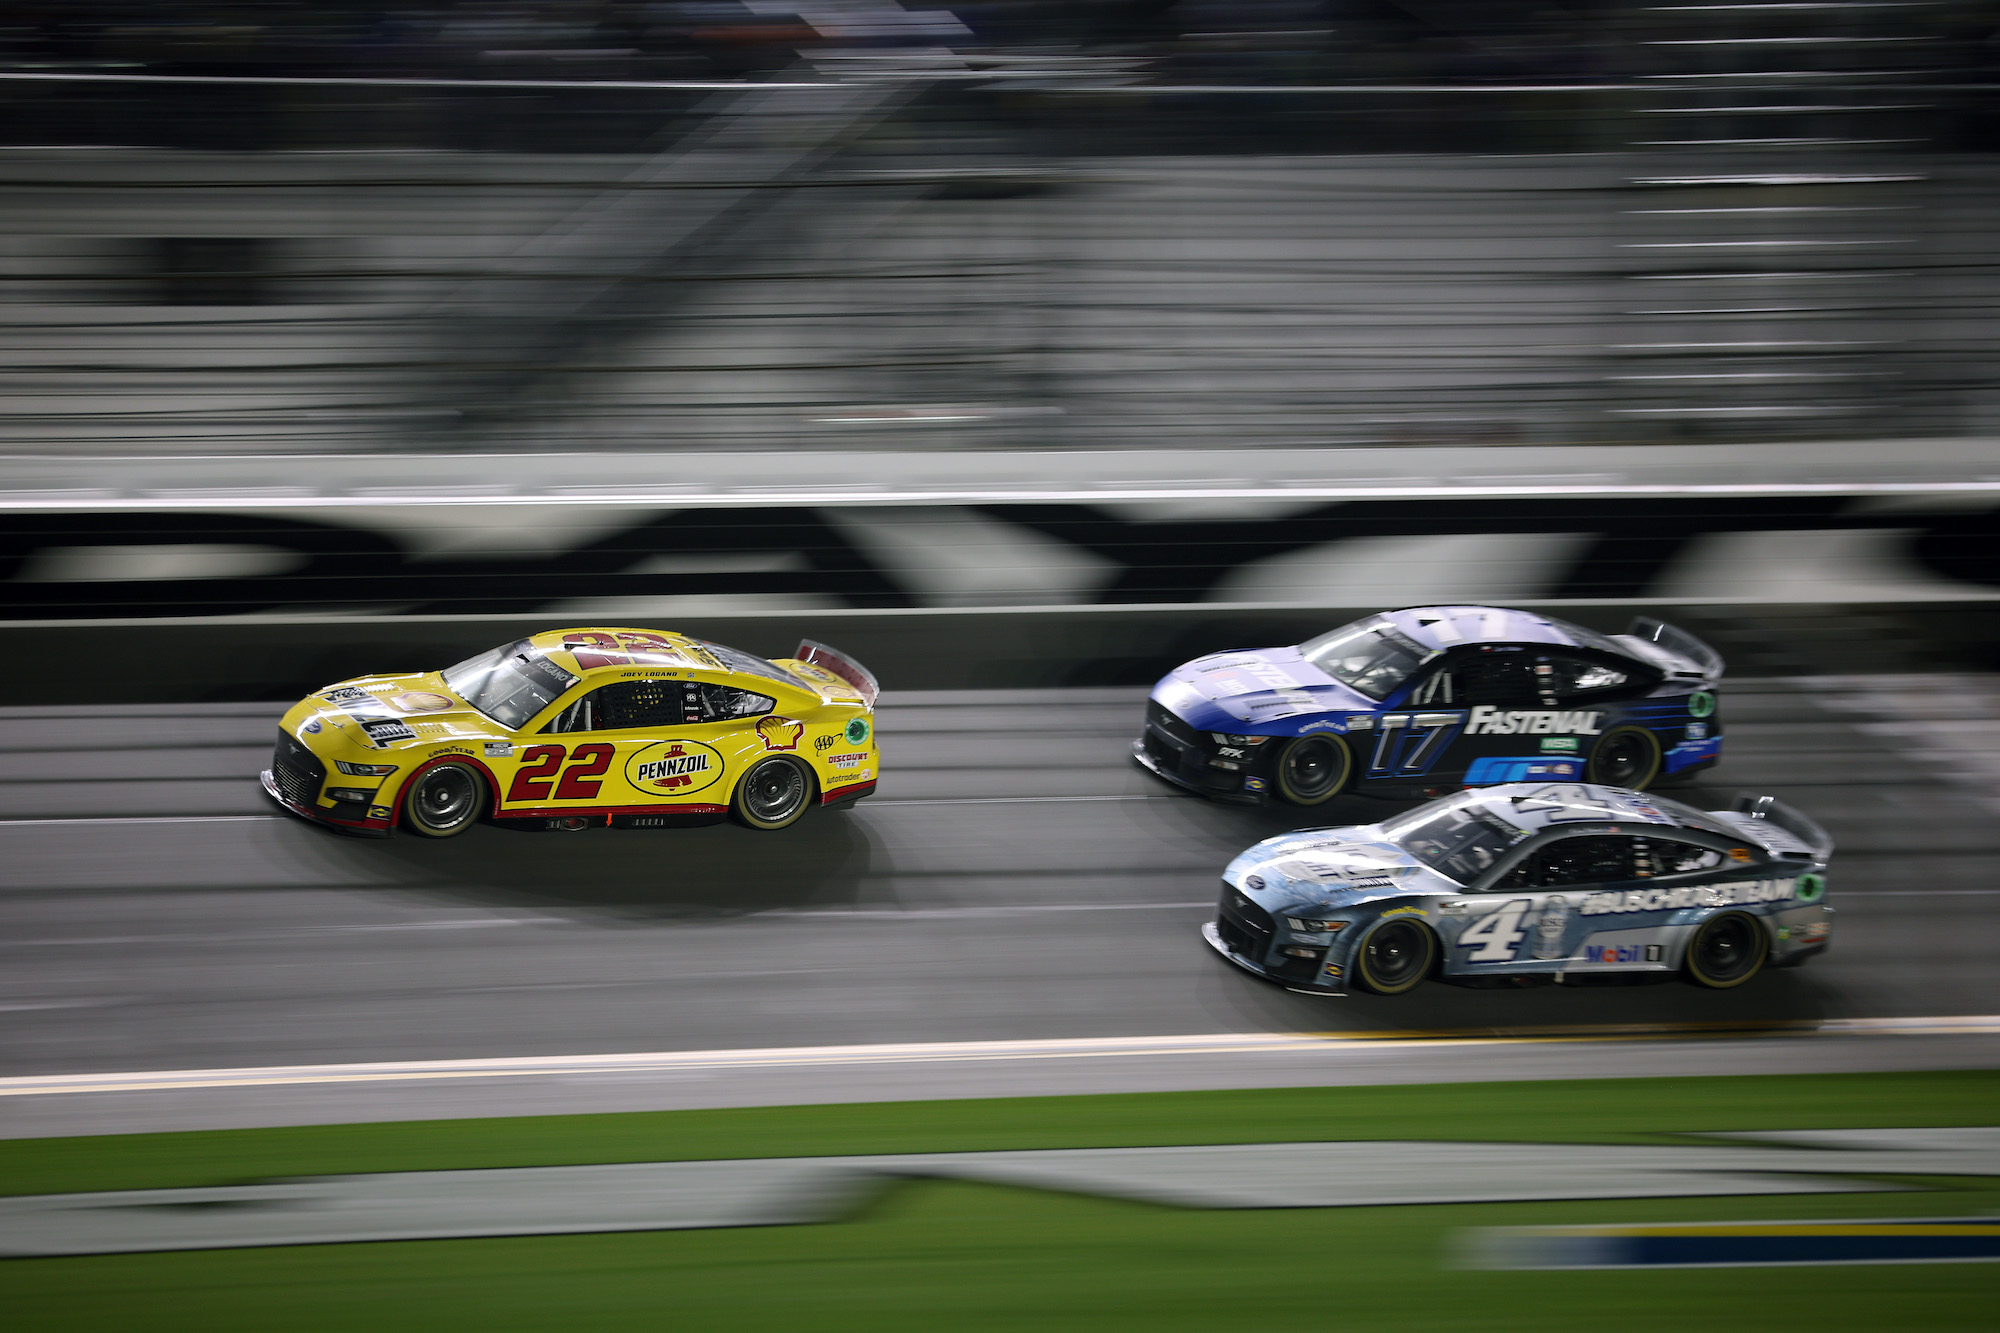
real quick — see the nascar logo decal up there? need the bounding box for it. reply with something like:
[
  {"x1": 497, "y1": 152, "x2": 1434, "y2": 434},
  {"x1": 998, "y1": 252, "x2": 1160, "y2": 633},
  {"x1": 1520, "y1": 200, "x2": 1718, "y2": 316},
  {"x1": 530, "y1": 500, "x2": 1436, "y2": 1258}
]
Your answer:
[{"x1": 625, "y1": 740, "x2": 723, "y2": 795}]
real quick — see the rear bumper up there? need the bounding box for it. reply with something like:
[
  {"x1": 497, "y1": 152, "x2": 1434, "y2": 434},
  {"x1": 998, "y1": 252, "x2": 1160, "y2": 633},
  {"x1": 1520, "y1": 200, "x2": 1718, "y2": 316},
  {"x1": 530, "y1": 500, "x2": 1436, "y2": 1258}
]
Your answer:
[
  {"x1": 260, "y1": 769, "x2": 393, "y2": 837},
  {"x1": 821, "y1": 780, "x2": 876, "y2": 808}
]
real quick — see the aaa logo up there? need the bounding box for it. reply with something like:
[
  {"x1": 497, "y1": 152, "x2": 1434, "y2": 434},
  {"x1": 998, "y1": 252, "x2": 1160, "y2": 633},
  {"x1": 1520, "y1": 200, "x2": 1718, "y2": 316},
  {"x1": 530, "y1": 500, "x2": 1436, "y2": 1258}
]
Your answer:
[{"x1": 757, "y1": 715, "x2": 804, "y2": 752}]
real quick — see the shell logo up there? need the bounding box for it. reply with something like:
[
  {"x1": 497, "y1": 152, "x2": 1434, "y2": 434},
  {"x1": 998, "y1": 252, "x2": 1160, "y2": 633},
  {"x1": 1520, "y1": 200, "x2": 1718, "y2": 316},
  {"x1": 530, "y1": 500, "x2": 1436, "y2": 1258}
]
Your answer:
[
  {"x1": 756, "y1": 715, "x2": 804, "y2": 752},
  {"x1": 625, "y1": 740, "x2": 724, "y2": 795}
]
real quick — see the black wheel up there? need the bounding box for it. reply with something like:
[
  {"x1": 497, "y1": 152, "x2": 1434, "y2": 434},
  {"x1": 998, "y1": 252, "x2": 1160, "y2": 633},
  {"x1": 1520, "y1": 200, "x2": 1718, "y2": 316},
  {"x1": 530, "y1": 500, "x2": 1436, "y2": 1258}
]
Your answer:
[
  {"x1": 1273, "y1": 734, "x2": 1354, "y2": 805},
  {"x1": 1683, "y1": 912, "x2": 1768, "y2": 989},
  {"x1": 401, "y1": 763, "x2": 485, "y2": 839},
  {"x1": 732, "y1": 756, "x2": 814, "y2": 831},
  {"x1": 1352, "y1": 918, "x2": 1437, "y2": 995},
  {"x1": 1587, "y1": 725, "x2": 1663, "y2": 790}
]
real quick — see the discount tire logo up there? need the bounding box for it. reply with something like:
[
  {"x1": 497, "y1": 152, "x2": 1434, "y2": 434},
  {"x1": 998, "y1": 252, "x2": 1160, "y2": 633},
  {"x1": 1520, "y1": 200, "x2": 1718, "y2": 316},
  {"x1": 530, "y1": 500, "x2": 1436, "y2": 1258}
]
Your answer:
[{"x1": 625, "y1": 740, "x2": 724, "y2": 795}]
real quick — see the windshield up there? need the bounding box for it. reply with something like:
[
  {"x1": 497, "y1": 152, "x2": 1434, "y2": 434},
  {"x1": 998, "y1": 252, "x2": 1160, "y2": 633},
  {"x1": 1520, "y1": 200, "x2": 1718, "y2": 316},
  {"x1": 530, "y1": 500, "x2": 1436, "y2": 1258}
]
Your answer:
[
  {"x1": 1384, "y1": 796, "x2": 1530, "y2": 885},
  {"x1": 1298, "y1": 620, "x2": 1432, "y2": 701},
  {"x1": 442, "y1": 640, "x2": 580, "y2": 732},
  {"x1": 698, "y1": 640, "x2": 810, "y2": 692}
]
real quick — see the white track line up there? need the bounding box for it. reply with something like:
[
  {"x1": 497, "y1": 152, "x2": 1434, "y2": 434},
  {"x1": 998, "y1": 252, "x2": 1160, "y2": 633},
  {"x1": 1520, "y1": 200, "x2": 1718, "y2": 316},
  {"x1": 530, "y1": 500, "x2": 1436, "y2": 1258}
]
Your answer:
[{"x1": 6, "y1": 1018, "x2": 1998, "y2": 1098}]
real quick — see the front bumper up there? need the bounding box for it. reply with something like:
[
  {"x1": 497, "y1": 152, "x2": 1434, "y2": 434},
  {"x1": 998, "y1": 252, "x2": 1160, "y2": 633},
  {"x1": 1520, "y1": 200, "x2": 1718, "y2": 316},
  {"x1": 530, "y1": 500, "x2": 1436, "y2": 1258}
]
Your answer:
[
  {"x1": 1202, "y1": 921, "x2": 1345, "y2": 995},
  {"x1": 260, "y1": 768, "x2": 393, "y2": 837},
  {"x1": 1131, "y1": 736, "x2": 1262, "y2": 805}
]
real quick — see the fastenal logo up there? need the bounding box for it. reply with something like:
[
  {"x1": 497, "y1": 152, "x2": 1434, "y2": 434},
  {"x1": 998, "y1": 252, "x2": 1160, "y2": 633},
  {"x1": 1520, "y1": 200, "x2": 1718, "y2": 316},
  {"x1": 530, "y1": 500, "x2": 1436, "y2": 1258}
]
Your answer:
[
  {"x1": 625, "y1": 740, "x2": 723, "y2": 795},
  {"x1": 1465, "y1": 707, "x2": 1602, "y2": 737}
]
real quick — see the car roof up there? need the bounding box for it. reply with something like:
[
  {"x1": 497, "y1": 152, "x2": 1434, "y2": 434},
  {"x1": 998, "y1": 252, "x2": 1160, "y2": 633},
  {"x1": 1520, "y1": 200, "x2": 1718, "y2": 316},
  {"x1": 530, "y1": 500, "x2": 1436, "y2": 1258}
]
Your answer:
[
  {"x1": 1372, "y1": 606, "x2": 1606, "y2": 654},
  {"x1": 1444, "y1": 782, "x2": 1725, "y2": 836},
  {"x1": 525, "y1": 627, "x2": 715, "y2": 672}
]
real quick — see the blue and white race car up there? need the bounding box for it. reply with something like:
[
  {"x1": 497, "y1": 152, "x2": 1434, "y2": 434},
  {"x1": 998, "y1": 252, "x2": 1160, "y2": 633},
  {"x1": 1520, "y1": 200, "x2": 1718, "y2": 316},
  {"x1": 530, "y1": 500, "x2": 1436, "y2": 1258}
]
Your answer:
[
  {"x1": 1207, "y1": 782, "x2": 1832, "y2": 995},
  {"x1": 1135, "y1": 605, "x2": 1723, "y2": 804}
]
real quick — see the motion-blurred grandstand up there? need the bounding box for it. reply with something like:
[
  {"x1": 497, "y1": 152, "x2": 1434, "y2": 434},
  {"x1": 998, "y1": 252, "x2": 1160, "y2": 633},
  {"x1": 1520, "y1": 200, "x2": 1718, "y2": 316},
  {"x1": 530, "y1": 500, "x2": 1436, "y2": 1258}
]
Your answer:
[{"x1": 3, "y1": 2, "x2": 1998, "y2": 454}]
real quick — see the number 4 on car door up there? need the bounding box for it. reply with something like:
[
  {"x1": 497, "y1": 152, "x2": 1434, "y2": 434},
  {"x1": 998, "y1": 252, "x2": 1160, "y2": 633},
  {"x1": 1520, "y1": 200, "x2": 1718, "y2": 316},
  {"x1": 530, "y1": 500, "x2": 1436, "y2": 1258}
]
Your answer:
[{"x1": 1457, "y1": 899, "x2": 1531, "y2": 961}]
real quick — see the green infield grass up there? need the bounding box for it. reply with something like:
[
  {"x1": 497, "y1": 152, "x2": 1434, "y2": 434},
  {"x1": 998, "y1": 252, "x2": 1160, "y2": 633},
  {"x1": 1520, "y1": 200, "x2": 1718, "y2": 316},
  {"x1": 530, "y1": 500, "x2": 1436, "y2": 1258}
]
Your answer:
[{"x1": 4, "y1": 1070, "x2": 1997, "y2": 1331}]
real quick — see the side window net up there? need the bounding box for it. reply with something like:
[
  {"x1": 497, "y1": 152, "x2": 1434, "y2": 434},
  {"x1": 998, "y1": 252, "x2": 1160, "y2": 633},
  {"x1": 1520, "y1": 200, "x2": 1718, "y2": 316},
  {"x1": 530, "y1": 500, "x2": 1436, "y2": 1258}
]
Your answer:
[
  {"x1": 1536, "y1": 655, "x2": 1633, "y2": 703},
  {"x1": 1495, "y1": 835, "x2": 1637, "y2": 889},
  {"x1": 1631, "y1": 837, "x2": 1725, "y2": 878},
  {"x1": 545, "y1": 680, "x2": 774, "y2": 732}
]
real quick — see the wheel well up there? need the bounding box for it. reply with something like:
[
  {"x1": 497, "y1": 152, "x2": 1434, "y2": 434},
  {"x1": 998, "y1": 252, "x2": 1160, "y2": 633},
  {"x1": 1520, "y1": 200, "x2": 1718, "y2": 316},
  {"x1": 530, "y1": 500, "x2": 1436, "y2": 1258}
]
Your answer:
[{"x1": 393, "y1": 756, "x2": 500, "y2": 828}]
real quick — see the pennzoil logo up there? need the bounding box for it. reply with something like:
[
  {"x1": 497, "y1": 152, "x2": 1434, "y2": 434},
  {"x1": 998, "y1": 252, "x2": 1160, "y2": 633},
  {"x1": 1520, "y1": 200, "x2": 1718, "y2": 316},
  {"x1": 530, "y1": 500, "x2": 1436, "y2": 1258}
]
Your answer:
[{"x1": 625, "y1": 740, "x2": 723, "y2": 795}]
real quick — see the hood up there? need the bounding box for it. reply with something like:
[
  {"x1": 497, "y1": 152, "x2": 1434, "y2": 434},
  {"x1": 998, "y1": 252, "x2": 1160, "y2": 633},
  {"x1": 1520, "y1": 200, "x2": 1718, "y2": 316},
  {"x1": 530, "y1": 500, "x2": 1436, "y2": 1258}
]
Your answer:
[
  {"x1": 1224, "y1": 825, "x2": 1460, "y2": 913},
  {"x1": 297, "y1": 673, "x2": 499, "y2": 750},
  {"x1": 1168, "y1": 647, "x2": 1374, "y2": 725}
]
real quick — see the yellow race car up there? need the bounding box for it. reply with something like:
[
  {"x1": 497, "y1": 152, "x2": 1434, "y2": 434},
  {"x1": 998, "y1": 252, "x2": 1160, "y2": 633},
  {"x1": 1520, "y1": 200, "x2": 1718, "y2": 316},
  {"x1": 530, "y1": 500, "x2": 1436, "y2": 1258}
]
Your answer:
[{"x1": 262, "y1": 628, "x2": 879, "y2": 838}]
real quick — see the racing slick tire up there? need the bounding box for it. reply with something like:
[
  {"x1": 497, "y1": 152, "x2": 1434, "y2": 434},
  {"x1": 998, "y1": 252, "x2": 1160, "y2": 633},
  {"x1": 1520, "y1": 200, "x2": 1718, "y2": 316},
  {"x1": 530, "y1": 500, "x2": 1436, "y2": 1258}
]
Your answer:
[
  {"x1": 732, "y1": 755, "x2": 815, "y2": 831},
  {"x1": 1351, "y1": 918, "x2": 1437, "y2": 995},
  {"x1": 1586, "y1": 725, "x2": 1663, "y2": 790},
  {"x1": 1682, "y1": 911, "x2": 1768, "y2": 989},
  {"x1": 1273, "y1": 735, "x2": 1354, "y2": 806},
  {"x1": 401, "y1": 763, "x2": 486, "y2": 839}
]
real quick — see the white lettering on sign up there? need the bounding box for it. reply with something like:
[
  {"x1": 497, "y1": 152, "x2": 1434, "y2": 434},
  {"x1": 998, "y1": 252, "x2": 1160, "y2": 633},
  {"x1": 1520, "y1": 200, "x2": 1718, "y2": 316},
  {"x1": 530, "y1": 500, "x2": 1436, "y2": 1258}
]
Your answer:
[
  {"x1": 1465, "y1": 707, "x2": 1604, "y2": 737},
  {"x1": 1579, "y1": 879, "x2": 1795, "y2": 916}
]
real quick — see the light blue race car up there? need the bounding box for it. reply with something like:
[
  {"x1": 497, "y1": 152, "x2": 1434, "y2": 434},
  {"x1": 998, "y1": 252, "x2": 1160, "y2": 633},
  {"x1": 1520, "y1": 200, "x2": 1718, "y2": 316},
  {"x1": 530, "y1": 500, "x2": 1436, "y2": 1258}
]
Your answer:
[
  {"x1": 1207, "y1": 782, "x2": 1832, "y2": 995},
  {"x1": 1136, "y1": 605, "x2": 1724, "y2": 805}
]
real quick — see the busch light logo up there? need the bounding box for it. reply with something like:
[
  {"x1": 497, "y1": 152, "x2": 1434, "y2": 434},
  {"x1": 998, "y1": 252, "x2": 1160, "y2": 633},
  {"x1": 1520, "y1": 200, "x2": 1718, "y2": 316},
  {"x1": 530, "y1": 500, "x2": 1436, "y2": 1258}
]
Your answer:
[
  {"x1": 1530, "y1": 897, "x2": 1569, "y2": 961},
  {"x1": 1580, "y1": 879, "x2": 1795, "y2": 915}
]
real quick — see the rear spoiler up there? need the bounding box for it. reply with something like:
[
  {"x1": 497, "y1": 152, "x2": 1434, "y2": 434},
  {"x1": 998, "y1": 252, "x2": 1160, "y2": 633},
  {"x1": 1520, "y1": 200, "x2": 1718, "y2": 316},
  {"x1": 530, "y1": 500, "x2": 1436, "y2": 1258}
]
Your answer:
[
  {"x1": 1731, "y1": 793, "x2": 1834, "y2": 860},
  {"x1": 793, "y1": 640, "x2": 880, "y2": 708},
  {"x1": 1625, "y1": 616, "x2": 1725, "y2": 682}
]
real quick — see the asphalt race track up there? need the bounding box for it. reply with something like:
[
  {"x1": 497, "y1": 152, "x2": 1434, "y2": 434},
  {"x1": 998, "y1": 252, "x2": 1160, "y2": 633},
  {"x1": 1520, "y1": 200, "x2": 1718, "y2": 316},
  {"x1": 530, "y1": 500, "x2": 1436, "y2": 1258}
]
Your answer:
[{"x1": 1, "y1": 678, "x2": 1997, "y2": 1133}]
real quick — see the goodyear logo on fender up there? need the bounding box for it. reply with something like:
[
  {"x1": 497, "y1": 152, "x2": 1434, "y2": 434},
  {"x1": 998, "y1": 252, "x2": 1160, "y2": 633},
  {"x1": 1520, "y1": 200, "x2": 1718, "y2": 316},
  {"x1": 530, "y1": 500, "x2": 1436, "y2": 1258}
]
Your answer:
[
  {"x1": 1466, "y1": 707, "x2": 1603, "y2": 737},
  {"x1": 625, "y1": 740, "x2": 724, "y2": 795}
]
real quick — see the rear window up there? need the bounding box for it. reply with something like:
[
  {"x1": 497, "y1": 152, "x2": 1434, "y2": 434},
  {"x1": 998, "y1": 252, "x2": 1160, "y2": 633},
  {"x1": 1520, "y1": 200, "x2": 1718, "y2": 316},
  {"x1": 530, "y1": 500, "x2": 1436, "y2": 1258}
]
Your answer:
[{"x1": 698, "y1": 640, "x2": 810, "y2": 692}]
